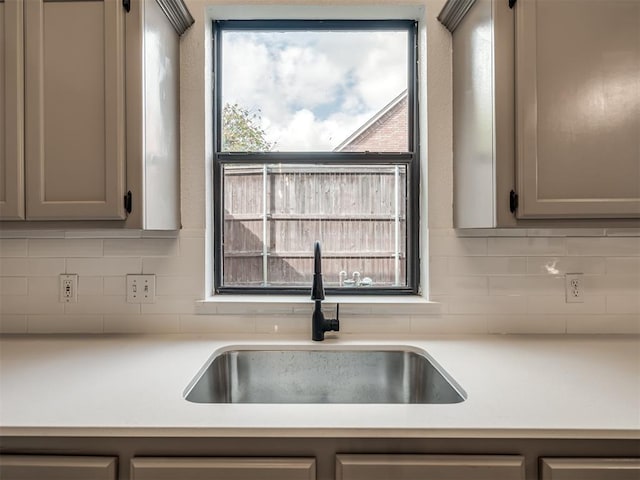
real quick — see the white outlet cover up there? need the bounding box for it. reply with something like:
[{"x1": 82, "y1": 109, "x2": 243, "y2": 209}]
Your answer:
[
  {"x1": 127, "y1": 274, "x2": 156, "y2": 304},
  {"x1": 59, "y1": 274, "x2": 78, "y2": 303},
  {"x1": 565, "y1": 273, "x2": 584, "y2": 303}
]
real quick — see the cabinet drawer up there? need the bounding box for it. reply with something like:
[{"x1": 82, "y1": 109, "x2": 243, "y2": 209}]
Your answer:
[
  {"x1": 131, "y1": 457, "x2": 315, "y2": 480},
  {"x1": 0, "y1": 455, "x2": 117, "y2": 480},
  {"x1": 541, "y1": 458, "x2": 640, "y2": 480},
  {"x1": 336, "y1": 454, "x2": 525, "y2": 480}
]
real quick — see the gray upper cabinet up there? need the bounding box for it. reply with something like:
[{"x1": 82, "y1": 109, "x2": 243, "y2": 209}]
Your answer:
[
  {"x1": 25, "y1": 0, "x2": 126, "y2": 220},
  {"x1": 440, "y1": 0, "x2": 640, "y2": 227},
  {"x1": 0, "y1": 0, "x2": 24, "y2": 220},
  {"x1": 516, "y1": 0, "x2": 640, "y2": 219},
  {"x1": 0, "y1": 0, "x2": 192, "y2": 228}
]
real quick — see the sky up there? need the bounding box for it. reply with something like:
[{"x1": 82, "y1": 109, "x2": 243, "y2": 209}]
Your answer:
[{"x1": 221, "y1": 28, "x2": 408, "y2": 151}]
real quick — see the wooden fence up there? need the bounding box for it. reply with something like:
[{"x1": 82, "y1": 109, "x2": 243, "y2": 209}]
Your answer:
[{"x1": 222, "y1": 164, "x2": 407, "y2": 288}]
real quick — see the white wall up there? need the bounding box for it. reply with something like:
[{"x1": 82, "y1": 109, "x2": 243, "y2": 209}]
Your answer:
[{"x1": 0, "y1": 0, "x2": 638, "y2": 335}]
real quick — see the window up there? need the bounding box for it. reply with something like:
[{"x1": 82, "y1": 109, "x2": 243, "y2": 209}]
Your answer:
[{"x1": 213, "y1": 20, "x2": 419, "y2": 294}]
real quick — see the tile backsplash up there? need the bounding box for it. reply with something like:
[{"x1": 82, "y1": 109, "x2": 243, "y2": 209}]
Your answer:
[{"x1": 0, "y1": 227, "x2": 638, "y2": 335}]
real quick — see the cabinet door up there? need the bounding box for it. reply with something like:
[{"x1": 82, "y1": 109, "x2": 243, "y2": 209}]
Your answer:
[
  {"x1": 515, "y1": 0, "x2": 640, "y2": 219},
  {"x1": 541, "y1": 458, "x2": 640, "y2": 480},
  {"x1": 336, "y1": 454, "x2": 525, "y2": 480},
  {"x1": 24, "y1": 0, "x2": 126, "y2": 220},
  {"x1": 131, "y1": 457, "x2": 316, "y2": 480},
  {"x1": 0, "y1": 455, "x2": 117, "y2": 480},
  {"x1": 0, "y1": 0, "x2": 24, "y2": 220}
]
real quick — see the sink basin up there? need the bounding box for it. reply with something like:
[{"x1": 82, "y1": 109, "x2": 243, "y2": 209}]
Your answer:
[{"x1": 184, "y1": 347, "x2": 466, "y2": 404}]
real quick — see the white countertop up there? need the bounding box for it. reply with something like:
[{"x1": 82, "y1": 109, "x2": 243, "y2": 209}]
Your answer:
[{"x1": 0, "y1": 334, "x2": 638, "y2": 439}]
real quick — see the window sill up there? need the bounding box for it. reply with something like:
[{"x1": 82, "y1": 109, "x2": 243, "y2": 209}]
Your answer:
[{"x1": 195, "y1": 295, "x2": 442, "y2": 316}]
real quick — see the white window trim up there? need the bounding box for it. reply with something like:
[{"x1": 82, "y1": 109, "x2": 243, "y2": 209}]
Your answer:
[{"x1": 200, "y1": 4, "x2": 432, "y2": 314}]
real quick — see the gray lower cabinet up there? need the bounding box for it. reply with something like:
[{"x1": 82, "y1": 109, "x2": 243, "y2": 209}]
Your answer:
[
  {"x1": 540, "y1": 458, "x2": 640, "y2": 480},
  {"x1": 0, "y1": 455, "x2": 117, "y2": 480},
  {"x1": 130, "y1": 457, "x2": 316, "y2": 480},
  {"x1": 336, "y1": 454, "x2": 525, "y2": 480}
]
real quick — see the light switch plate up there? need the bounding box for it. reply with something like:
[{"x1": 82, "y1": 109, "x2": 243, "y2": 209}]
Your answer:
[{"x1": 126, "y1": 274, "x2": 156, "y2": 304}]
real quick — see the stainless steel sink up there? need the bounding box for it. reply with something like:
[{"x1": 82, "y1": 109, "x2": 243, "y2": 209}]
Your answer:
[{"x1": 184, "y1": 347, "x2": 466, "y2": 404}]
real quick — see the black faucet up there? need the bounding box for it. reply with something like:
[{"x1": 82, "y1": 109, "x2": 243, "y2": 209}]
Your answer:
[{"x1": 311, "y1": 241, "x2": 339, "y2": 341}]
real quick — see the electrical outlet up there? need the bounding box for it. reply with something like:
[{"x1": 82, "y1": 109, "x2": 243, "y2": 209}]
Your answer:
[
  {"x1": 126, "y1": 274, "x2": 156, "y2": 304},
  {"x1": 565, "y1": 273, "x2": 584, "y2": 303},
  {"x1": 59, "y1": 274, "x2": 78, "y2": 303}
]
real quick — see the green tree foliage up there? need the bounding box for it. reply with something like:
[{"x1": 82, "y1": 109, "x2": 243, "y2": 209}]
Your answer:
[{"x1": 222, "y1": 103, "x2": 273, "y2": 152}]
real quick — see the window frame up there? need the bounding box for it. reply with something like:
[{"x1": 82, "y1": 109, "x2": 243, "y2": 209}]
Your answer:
[{"x1": 213, "y1": 19, "x2": 420, "y2": 295}]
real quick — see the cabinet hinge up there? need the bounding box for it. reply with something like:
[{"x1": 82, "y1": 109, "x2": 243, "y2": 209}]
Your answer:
[
  {"x1": 508, "y1": 0, "x2": 517, "y2": 8},
  {"x1": 123, "y1": 0, "x2": 131, "y2": 13},
  {"x1": 124, "y1": 191, "x2": 132, "y2": 214},
  {"x1": 509, "y1": 190, "x2": 519, "y2": 214}
]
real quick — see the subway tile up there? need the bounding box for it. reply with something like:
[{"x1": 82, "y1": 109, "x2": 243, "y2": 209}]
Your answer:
[
  {"x1": 104, "y1": 238, "x2": 178, "y2": 257},
  {"x1": 215, "y1": 301, "x2": 293, "y2": 315},
  {"x1": 77, "y1": 276, "x2": 103, "y2": 296},
  {"x1": 566, "y1": 315, "x2": 640, "y2": 334},
  {"x1": 606, "y1": 257, "x2": 640, "y2": 275},
  {"x1": 156, "y1": 275, "x2": 205, "y2": 296},
  {"x1": 65, "y1": 229, "x2": 142, "y2": 239},
  {"x1": 0, "y1": 315, "x2": 28, "y2": 334},
  {"x1": 455, "y1": 228, "x2": 527, "y2": 237},
  {"x1": 448, "y1": 257, "x2": 527, "y2": 275},
  {"x1": 411, "y1": 314, "x2": 487, "y2": 334},
  {"x1": 489, "y1": 275, "x2": 565, "y2": 296},
  {"x1": 0, "y1": 239, "x2": 27, "y2": 257},
  {"x1": 340, "y1": 315, "x2": 411, "y2": 334},
  {"x1": 66, "y1": 258, "x2": 142, "y2": 276},
  {"x1": 526, "y1": 295, "x2": 606, "y2": 315},
  {"x1": 526, "y1": 256, "x2": 606, "y2": 275},
  {"x1": 581, "y1": 275, "x2": 640, "y2": 296},
  {"x1": 143, "y1": 252, "x2": 204, "y2": 276},
  {"x1": 0, "y1": 258, "x2": 65, "y2": 276},
  {"x1": 488, "y1": 237, "x2": 566, "y2": 256},
  {"x1": 141, "y1": 230, "x2": 180, "y2": 238},
  {"x1": 28, "y1": 239, "x2": 103, "y2": 257},
  {"x1": 566, "y1": 237, "x2": 640, "y2": 256},
  {"x1": 428, "y1": 295, "x2": 450, "y2": 313},
  {"x1": 0, "y1": 294, "x2": 64, "y2": 315},
  {"x1": 606, "y1": 296, "x2": 640, "y2": 314},
  {"x1": 487, "y1": 315, "x2": 566, "y2": 334},
  {"x1": 526, "y1": 228, "x2": 605, "y2": 237},
  {"x1": 64, "y1": 295, "x2": 140, "y2": 315},
  {"x1": 104, "y1": 314, "x2": 179, "y2": 333},
  {"x1": 0, "y1": 277, "x2": 28, "y2": 296},
  {"x1": 0, "y1": 230, "x2": 65, "y2": 239},
  {"x1": 447, "y1": 276, "x2": 489, "y2": 296},
  {"x1": 255, "y1": 315, "x2": 309, "y2": 334},
  {"x1": 447, "y1": 295, "x2": 527, "y2": 315},
  {"x1": 179, "y1": 314, "x2": 256, "y2": 333},
  {"x1": 141, "y1": 296, "x2": 199, "y2": 315},
  {"x1": 28, "y1": 315, "x2": 103, "y2": 334},
  {"x1": 606, "y1": 228, "x2": 640, "y2": 237},
  {"x1": 175, "y1": 229, "x2": 206, "y2": 238},
  {"x1": 103, "y1": 276, "x2": 126, "y2": 295},
  {"x1": 429, "y1": 256, "x2": 448, "y2": 277},
  {"x1": 428, "y1": 236, "x2": 488, "y2": 256},
  {"x1": 28, "y1": 276, "x2": 58, "y2": 296}
]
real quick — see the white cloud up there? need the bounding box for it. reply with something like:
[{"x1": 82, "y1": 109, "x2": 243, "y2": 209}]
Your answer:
[{"x1": 221, "y1": 29, "x2": 408, "y2": 151}]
